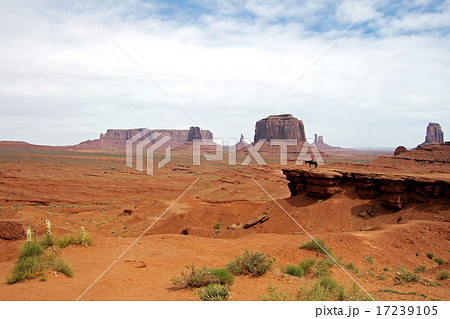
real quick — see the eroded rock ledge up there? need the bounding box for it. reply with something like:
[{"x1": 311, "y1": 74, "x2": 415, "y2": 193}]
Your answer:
[{"x1": 282, "y1": 168, "x2": 450, "y2": 210}]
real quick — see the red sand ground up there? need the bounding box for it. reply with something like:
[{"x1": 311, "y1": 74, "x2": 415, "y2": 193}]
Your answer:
[{"x1": 0, "y1": 146, "x2": 448, "y2": 301}]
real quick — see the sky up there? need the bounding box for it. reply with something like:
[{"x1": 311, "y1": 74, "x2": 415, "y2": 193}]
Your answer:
[{"x1": 0, "y1": 0, "x2": 449, "y2": 148}]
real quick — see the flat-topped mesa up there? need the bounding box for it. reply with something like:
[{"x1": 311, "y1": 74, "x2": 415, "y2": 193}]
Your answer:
[
  {"x1": 254, "y1": 114, "x2": 306, "y2": 142},
  {"x1": 100, "y1": 129, "x2": 146, "y2": 140},
  {"x1": 99, "y1": 128, "x2": 213, "y2": 143},
  {"x1": 422, "y1": 122, "x2": 444, "y2": 146}
]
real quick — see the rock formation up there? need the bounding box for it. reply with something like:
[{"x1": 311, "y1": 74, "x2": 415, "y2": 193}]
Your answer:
[
  {"x1": 0, "y1": 220, "x2": 26, "y2": 240},
  {"x1": 254, "y1": 114, "x2": 306, "y2": 142},
  {"x1": 422, "y1": 123, "x2": 444, "y2": 146},
  {"x1": 187, "y1": 126, "x2": 202, "y2": 141},
  {"x1": 283, "y1": 168, "x2": 449, "y2": 210},
  {"x1": 394, "y1": 146, "x2": 408, "y2": 156},
  {"x1": 74, "y1": 127, "x2": 213, "y2": 151}
]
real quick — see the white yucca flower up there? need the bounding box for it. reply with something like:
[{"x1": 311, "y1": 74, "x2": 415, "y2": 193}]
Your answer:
[
  {"x1": 45, "y1": 216, "x2": 51, "y2": 234},
  {"x1": 26, "y1": 224, "x2": 32, "y2": 243},
  {"x1": 81, "y1": 226, "x2": 85, "y2": 235}
]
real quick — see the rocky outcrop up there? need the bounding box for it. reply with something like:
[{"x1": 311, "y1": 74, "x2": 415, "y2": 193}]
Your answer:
[
  {"x1": 187, "y1": 126, "x2": 202, "y2": 141},
  {"x1": 422, "y1": 123, "x2": 444, "y2": 146},
  {"x1": 283, "y1": 168, "x2": 450, "y2": 210},
  {"x1": 75, "y1": 127, "x2": 213, "y2": 151},
  {"x1": 394, "y1": 146, "x2": 408, "y2": 156},
  {"x1": 254, "y1": 114, "x2": 306, "y2": 142},
  {"x1": 0, "y1": 220, "x2": 26, "y2": 240}
]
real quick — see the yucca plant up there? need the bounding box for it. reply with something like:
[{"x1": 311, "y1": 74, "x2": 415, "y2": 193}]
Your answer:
[{"x1": 78, "y1": 226, "x2": 93, "y2": 247}]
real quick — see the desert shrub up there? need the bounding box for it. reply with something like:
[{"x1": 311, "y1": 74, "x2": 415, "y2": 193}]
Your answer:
[
  {"x1": 78, "y1": 228, "x2": 93, "y2": 247},
  {"x1": 282, "y1": 264, "x2": 304, "y2": 278},
  {"x1": 47, "y1": 258, "x2": 73, "y2": 277},
  {"x1": 196, "y1": 283, "x2": 231, "y2": 301},
  {"x1": 394, "y1": 268, "x2": 420, "y2": 284},
  {"x1": 300, "y1": 239, "x2": 332, "y2": 255},
  {"x1": 226, "y1": 250, "x2": 275, "y2": 277},
  {"x1": 437, "y1": 270, "x2": 449, "y2": 280},
  {"x1": 7, "y1": 255, "x2": 46, "y2": 284},
  {"x1": 261, "y1": 285, "x2": 294, "y2": 301},
  {"x1": 345, "y1": 262, "x2": 358, "y2": 273},
  {"x1": 7, "y1": 253, "x2": 72, "y2": 284},
  {"x1": 19, "y1": 242, "x2": 43, "y2": 259},
  {"x1": 39, "y1": 233, "x2": 59, "y2": 253},
  {"x1": 426, "y1": 253, "x2": 434, "y2": 259},
  {"x1": 57, "y1": 234, "x2": 78, "y2": 248},
  {"x1": 209, "y1": 268, "x2": 234, "y2": 286},
  {"x1": 363, "y1": 256, "x2": 374, "y2": 264},
  {"x1": 213, "y1": 222, "x2": 221, "y2": 230},
  {"x1": 171, "y1": 264, "x2": 218, "y2": 288},
  {"x1": 297, "y1": 277, "x2": 347, "y2": 301},
  {"x1": 434, "y1": 258, "x2": 444, "y2": 266},
  {"x1": 298, "y1": 258, "x2": 316, "y2": 274},
  {"x1": 414, "y1": 265, "x2": 427, "y2": 274}
]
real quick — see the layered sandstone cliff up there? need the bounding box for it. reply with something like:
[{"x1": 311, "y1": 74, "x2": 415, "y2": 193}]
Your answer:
[{"x1": 283, "y1": 168, "x2": 449, "y2": 210}]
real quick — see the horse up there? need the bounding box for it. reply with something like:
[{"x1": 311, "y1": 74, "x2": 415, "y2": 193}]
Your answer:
[{"x1": 304, "y1": 160, "x2": 317, "y2": 168}]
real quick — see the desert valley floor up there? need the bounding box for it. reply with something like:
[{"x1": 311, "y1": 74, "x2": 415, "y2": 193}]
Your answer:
[{"x1": 0, "y1": 145, "x2": 449, "y2": 301}]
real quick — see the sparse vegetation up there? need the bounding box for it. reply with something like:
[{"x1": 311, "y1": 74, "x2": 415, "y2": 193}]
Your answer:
[
  {"x1": 298, "y1": 258, "x2": 316, "y2": 274},
  {"x1": 171, "y1": 264, "x2": 219, "y2": 289},
  {"x1": 209, "y1": 268, "x2": 234, "y2": 286},
  {"x1": 414, "y1": 265, "x2": 427, "y2": 274},
  {"x1": 78, "y1": 226, "x2": 93, "y2": 247},
  {"x1": 345, "y1": 262, "x2": 358, "y2": 274},
  {"x1": 300, "y1": 239, "x2": 332, "y2": 255},
  {"x1": 297, "y1": 278, "x2": 372, "y2": 301},
  {"x1": 437, "y1": 270, "x2": 449, "y2": 280},
  {"x1": 57, "y1": 234, "x2": 78, "y2": 248},
  {"x1": 213, "y1": 222, "x2": 221, "y2": 230},
  {"x1": 226, "y1": 251, "x2": 275, "y2": 277},
  {"x1": 426, "y1": 253, "x2": 434, "y2": 259},
  {"x1": 282, "y1": 264, "x2": 304, "y2": 278},
  {"x1": 434, "y1": 258, "x2": 444, "y2": 266},
  {"x1": 261, "y1": 285, "x2": 294, "y2": 301},
  {"x1": 196, "y1": 283, "x2": 231, "y2": 301},
  {"x1": 363, "y1": 256, "x2": 374, "y2": 264},
  {"x1": 394, "y1": 268, "x2": 420, "y2": 284}
]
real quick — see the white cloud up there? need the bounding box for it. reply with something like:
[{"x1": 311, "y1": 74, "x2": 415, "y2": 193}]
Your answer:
[{"x1": 0, "y1": 0, "x2": 448, "y2": 147}]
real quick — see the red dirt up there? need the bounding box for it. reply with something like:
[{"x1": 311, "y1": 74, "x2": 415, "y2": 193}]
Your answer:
[{"x1": 0, "y1": 146, "x2": 448, "y2": 301}]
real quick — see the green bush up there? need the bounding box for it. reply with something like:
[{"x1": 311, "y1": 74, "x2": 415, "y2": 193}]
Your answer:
[
  {"x1": 19, "y1": 242, "x2": 43, "y2": 259},
  {"x1": 213, "y1": 222, "x2": 221, "y2": 230},
  {"x1": 414, "y1": 265, "x2": 427, "y2": 273},
  {"x1": 78, "y1": 230, "x2": 93, "y2": 247},
  {"x1": 39, "y1": 234, "x2": 59, "y2": 253},
  {"x1": 196, "y1": 283, "x2": 231, "y2": 301},
  {"x1": 434, "y1": 258, "x2": 444, "y2": 266},
  {"x1": 437, "y1": 270, "x2": 449, "y2": 280},
  {"x1": 297, "y1": 277, "x2": 347, "y2": 301},
  {"x1": 298, "y1": 258, "x2": 316, "y2": 274},
  {"x1": 300, "y1": 239, "x2": 332, "y2": 255},
  {"x1": 226, "y1": 250, "x2": 275, "y2": 277},
  {"x1": 209, "y1": 268, "x2": 234, "y2": 286},
  {"x1": 171, "y1": 264, "x2": 218, "y2": 288},
  {"x1": 426, "y1": 253, "x2": 434, "y2": 259},
  {"x1": 282, "y1": 264, "x2": 305, "y2": 278},
  {"x1": 345, "y1": 262, "x2": 358, "y2": 273},
  {"x1": 57, "y1": 234, "x2": 78, "y2": 248},
  {"x1": 7, "y1": 253, "x2": 73, "y2": 284},
  {"x1": 394, "y1": 268, "x2": 420, "y2": 284},
  {"x1": 261, "y1": 285, "x2": 294, "y2": 301},
  {"x1": 363, "y1": 256, "x2": 374, "y2": 264}
]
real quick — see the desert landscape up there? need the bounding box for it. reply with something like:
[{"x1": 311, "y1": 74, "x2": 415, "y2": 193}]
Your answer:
[{"x1": 0, "y1": 116, "x2": 448, "y2": 301}]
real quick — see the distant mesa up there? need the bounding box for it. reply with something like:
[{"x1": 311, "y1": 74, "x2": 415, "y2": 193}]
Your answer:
[
  {"x1": 254, "y1": 114, "x2": 306, "y2": 142},
  {"x1": 421, "y1": 122, "x2": 444, "y2": 146},
  {"x1": 74, "y1": 127, "x2": 213, "y2": 151}
]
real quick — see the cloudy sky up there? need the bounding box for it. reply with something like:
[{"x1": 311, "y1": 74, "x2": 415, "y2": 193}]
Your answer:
[{"x1": 0, "y1": 0, "x2": 449, "y2": 148}]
